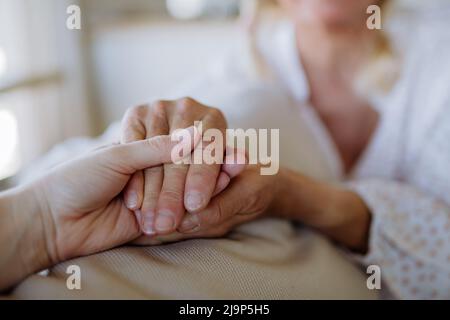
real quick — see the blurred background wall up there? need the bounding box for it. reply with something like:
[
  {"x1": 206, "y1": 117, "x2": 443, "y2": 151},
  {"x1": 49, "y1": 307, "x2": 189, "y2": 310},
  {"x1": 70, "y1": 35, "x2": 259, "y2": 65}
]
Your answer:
[
  {"x1": 0, "y1": 0, "x2": 449, "y2": 186},
  {"x1": 0, "y1": 0, "x2": 245, "y2": 184}
]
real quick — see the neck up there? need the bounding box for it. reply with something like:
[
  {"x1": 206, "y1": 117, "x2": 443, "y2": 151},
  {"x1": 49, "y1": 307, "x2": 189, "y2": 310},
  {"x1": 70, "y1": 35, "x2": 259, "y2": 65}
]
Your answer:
[{"x1": 295, "y1": 22, "x2": 375, "y2": 78}]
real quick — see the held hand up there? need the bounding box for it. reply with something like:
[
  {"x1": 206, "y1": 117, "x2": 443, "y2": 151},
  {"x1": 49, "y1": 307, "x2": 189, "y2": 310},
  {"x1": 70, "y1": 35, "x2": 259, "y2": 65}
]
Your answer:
[
  {"x1": 121, "y1": 98, "x2": 230, "y2": 236},
  {"x1": 132, "y1": 164, "x2": 279, "y2": 245},
  {"x1": 178, "y1": 164, "x2": 278, "y2": 237},
  {"x1": 174, "y1": 166, "x2": 371, "y2": 252},
  {"x1": 33, "y1": 131, "x2": 195, "y2": 264}
]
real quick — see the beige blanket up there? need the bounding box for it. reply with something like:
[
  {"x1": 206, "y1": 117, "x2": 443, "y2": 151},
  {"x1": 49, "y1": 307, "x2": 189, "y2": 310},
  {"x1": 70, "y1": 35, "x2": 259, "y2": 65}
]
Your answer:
[{"x1": 7, "y1": 219, "x2": 377, "y2": 299}]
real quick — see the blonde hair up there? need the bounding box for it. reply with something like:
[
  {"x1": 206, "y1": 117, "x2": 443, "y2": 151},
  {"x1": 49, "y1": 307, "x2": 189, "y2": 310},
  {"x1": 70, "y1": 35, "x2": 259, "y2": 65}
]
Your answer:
[
  {"x1": 356, "y1": 0, "x2": 400, "y2": 96},
  {"x1": 239, "y1": 0, "x2": 280, "y2": 80}
]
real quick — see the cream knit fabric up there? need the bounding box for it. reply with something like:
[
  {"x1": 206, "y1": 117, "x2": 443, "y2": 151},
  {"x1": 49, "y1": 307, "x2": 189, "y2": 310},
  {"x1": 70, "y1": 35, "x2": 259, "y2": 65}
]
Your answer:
[{"x1": 9, "y1": 219, "x2": 376, "y2": 299}]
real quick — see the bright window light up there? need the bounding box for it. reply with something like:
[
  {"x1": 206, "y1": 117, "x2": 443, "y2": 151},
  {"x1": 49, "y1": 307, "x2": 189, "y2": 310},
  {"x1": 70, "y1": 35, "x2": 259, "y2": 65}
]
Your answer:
[
  {"x1": 166, "y1": 0, "x2": 206, "y2": 20},
  {"x1": 0, "y1": 47, "x2": 7, "y2": 78},
  {"x1": 0, "y1": 109, "x2": 20, "y2": 180}
]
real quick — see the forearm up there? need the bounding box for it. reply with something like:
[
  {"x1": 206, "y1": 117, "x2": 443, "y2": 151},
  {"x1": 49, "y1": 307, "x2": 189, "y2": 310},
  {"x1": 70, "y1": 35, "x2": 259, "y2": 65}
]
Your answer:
[
  {"x1": 0, "y1": 185, "x2": 52, "y2": 291},
  {"x1": 272, "y1": 168, "x2": 371, "y2": 252}
]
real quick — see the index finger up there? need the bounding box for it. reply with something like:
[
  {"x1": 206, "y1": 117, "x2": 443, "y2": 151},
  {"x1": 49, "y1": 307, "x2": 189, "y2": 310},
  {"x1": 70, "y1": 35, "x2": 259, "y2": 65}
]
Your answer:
[
  {"x1": 121, "y1": 105, "x2": 148, "y2": 210},
  {"x1": 121, "y1": 105, "x2": 148, "y2": 143}
]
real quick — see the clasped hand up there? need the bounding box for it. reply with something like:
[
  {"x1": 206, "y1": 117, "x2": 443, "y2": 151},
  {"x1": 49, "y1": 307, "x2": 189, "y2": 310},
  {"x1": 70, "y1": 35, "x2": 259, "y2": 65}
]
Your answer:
[
  {"x1": 119, "y1": 98, "x2": 277, "y2": 246},
  {"x1": 31, "y1": 97, "x2": 277, "y2": 267},
  {"x1": 1, "y1": 97, "x2": 368, "y2": 291}
]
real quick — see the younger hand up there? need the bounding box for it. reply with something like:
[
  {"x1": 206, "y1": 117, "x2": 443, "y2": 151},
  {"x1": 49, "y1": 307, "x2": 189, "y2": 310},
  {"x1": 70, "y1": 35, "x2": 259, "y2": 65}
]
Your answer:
[{"x1": 34, "y1": 132, "x2": 194, "y2": 264}]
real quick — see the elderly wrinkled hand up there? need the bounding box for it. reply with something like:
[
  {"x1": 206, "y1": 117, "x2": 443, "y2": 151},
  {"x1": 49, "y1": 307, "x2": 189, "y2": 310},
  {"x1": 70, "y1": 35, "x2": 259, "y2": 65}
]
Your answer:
[{"x1": 120, "y1": 98, "x2": 246, "y2": 242}]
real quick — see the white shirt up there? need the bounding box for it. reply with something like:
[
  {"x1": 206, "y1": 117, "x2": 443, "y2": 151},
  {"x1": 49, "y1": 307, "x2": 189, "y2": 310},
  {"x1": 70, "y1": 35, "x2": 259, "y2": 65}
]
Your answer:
[
  {"x1": 166, "y1": 13, "x2": 450, "y2": 298},
  {"x1": 254, "y1": 20, "x2": 450, "y2": 299}
]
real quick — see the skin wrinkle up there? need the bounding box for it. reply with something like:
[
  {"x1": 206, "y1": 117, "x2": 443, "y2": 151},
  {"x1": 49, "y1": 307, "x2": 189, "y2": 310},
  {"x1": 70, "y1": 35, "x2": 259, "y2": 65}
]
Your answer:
[{"x1": 35, "y1": 179, "x2": 61, "y2": 266}]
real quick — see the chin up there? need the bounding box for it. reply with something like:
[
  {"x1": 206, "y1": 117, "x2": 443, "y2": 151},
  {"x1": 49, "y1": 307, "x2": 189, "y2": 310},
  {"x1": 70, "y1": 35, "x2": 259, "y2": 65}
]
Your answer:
[
  {"x1": 293, "y1": 0, "x2": 369, "y2": 29},
  {"x1": 316, "y1": 10, "x2": 352, "y2": 27}
]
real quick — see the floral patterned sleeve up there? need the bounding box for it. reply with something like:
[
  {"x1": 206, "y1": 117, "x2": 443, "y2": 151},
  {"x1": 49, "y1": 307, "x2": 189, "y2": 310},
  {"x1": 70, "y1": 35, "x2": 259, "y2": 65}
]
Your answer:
[{"x1": 348, "y1": 180, "x2": 450, "y2": 299}]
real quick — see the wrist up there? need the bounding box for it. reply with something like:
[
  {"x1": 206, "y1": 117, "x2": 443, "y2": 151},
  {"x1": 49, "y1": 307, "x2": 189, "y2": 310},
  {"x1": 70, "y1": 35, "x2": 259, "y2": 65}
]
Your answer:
[
  {"x1": 0, "y1": 184, "x2": 53, "y2": 290},
  {"x1": 267, "y1": 169, "x2": 284, "y2": 217},
  {"x1": 270, "y1": 168, "x2": 335, "y2": 224},
  {"x1": 269, "y1": 168, "x2": 370, "y2": 252},
  {"x1": 277, "y1": 173, "x2": 371, "y2": 251},
  {"x1": 318, "y1": 188, "x2": 372, "y2": 252}
]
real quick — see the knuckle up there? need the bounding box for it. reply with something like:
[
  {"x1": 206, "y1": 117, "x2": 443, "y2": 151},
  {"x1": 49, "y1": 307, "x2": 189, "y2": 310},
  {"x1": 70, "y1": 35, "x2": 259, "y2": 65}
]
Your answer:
[
  {"x1": 212, "y1": 200, "x2": 225, "y2": 225},
  {"x1": 128, "y1": 104, "x2": 149, "y2": 118},
  {"x1": 180, "y1": 97, "x2": 197, "y2": 109},
  {"x1": 209, "y1": 107, "x2": 226, "y2": 123},
  {"x1": 122, "y1": 121, "x2": 145, "y2": 142},
  {"x1": 165, "y1": 163, "x2": 188, "y2": 173},
  {"x1": 209, "y1": 106, "x2": 223, "y2": 118},
  {"x1": 160, "y1": 188, "x2": 183, "y2": 203},
  {"x1": 122, "y1": 115, "x2": 136, "y2": 129},
  {"x1": 191, "y1": 164, "x2": 219, "y2": 179},
  {"x1": 177, "y1": 97, "x2": 198, "y2": 116},
  {"x1": 143, "y1": 190, "x2": 160, "y2": 202},
  {"x1": 122, "y1": 105, "x2": 149, "y2": 142},
  {"x1": 145, "y1": 166, "x2": 164, "y2": 176},
  {"x1": 128, "y1": 171, "x2": 143, "y2": 186},
  {"x1": 151, "y1": 101, "x2": 168, "y2": 118}
]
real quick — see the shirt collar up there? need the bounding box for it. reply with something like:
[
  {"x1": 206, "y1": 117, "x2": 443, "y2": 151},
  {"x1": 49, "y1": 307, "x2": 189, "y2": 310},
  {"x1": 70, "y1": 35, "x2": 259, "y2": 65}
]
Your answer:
[{"x1": 270, "y1": 21, "x2": 311, "y2": 103}]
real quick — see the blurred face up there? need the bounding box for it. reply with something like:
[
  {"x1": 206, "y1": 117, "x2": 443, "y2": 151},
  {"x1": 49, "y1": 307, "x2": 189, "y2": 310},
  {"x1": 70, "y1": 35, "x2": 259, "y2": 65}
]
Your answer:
[{"x1": 278, "y1": 0, "x2": 382, "y2": 29}]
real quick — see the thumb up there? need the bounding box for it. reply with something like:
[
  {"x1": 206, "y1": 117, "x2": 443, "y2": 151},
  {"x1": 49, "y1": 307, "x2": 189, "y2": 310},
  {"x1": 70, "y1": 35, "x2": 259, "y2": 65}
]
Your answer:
[
  {"x1": 100, "y1": 126, "x2": 197, "y2": 174},
  {"x1": 212, "y1": 147, "x2": 248, "y2": 196}
]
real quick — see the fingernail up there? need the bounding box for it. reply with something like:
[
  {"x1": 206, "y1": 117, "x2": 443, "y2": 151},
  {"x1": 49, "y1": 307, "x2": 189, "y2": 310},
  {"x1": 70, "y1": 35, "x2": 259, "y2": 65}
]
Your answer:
[
  {"x1": 155, "y1": 210, "x2": 176, "y2": 233},
  {"x1": 179, "y1": 214, "x2": 200, "y2": 233},
  {"x1": 142, "y1": 211, "x2": 155, "y2": 235},
  {"x1": 185, "y1": 192, "x2": 206, "y2": 212},
  {"x1": 126, "y1": 192, "x2": 138, "y2": 209}
]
